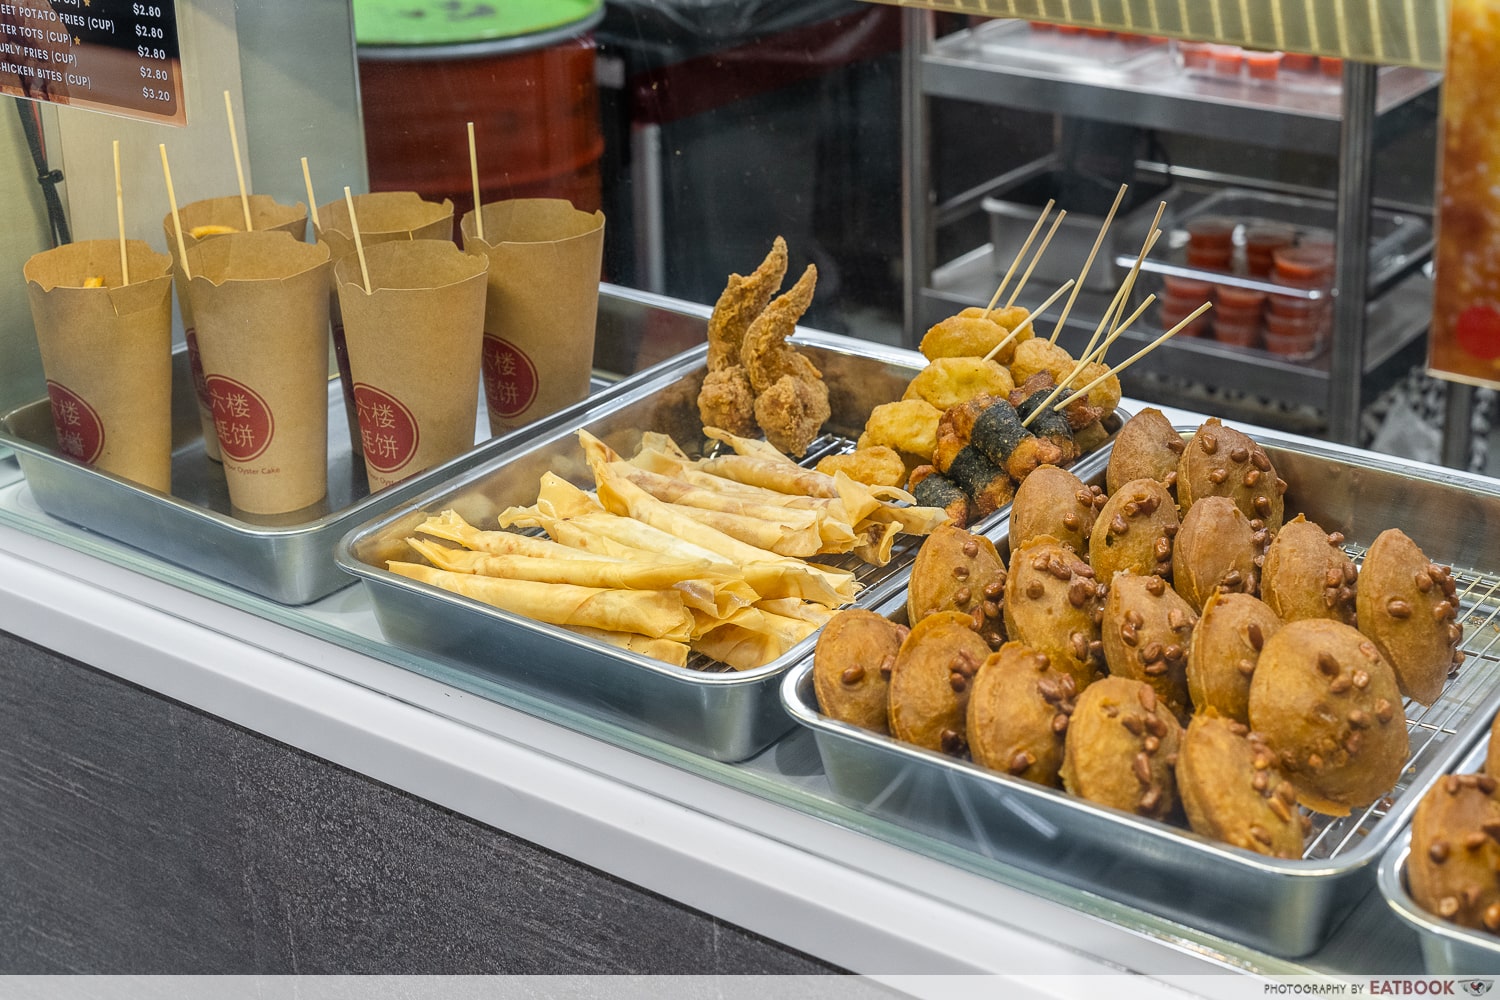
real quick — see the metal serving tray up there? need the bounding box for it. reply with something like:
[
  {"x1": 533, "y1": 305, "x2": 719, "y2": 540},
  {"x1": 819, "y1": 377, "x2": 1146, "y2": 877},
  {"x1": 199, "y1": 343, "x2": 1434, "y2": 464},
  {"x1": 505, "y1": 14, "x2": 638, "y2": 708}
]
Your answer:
[
  {"x1": 1379, "y1": 732, "x2": 1500, "y2": 973},
  {"x1": 782, "y1": 427, "x2": 1500, "y2": 957},
  {"x1": 337, "y1": 331, "x2": 1121, "y2": 762},
  {"x1": 0, "y1": 346, "x2": 620, "y2": 605}
]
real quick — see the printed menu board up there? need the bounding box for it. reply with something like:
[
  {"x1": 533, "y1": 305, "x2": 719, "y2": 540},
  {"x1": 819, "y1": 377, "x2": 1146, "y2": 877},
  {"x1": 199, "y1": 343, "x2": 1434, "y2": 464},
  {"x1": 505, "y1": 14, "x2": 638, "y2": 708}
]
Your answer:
[{"x1": 0, "y1": 0, "x2": 184, "y2": 126}]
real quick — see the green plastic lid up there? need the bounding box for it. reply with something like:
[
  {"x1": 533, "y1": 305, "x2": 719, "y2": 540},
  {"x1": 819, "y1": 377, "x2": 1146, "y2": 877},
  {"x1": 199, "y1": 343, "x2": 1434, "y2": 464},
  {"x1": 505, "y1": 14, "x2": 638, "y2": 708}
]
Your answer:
[{"x1": 354, "y1": 0, "x2": 602, "y2": 48}]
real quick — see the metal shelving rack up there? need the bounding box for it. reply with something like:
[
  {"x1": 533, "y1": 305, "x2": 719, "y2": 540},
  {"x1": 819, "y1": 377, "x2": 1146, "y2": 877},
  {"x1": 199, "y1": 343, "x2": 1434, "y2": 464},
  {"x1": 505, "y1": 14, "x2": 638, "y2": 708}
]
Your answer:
[{"x1": 886, "y1": 0, "x2": 1446, "y2": 444}]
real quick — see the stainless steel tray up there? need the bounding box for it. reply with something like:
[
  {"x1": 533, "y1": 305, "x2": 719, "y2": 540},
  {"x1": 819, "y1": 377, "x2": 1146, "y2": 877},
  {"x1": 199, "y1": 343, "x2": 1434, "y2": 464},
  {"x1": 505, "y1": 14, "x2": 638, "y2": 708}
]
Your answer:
[
  {"x1": 0, "y1": 346, "x2": 621, "y2": 605},
  {"x1": 781, "y1": 427, "x2": 1500, "y2": 957},
  {"x1": 336, "y1": 331, "x2": 1120, "y2": 762},
  {"x1": 1379, "y1": 732, "x2": 1500, "y2": 973}
]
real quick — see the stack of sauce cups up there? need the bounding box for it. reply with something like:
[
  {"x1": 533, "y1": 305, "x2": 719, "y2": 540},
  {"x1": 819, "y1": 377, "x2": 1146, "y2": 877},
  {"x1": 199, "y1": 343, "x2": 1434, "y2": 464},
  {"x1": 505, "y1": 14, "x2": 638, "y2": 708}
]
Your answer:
[{"x1": 1266, "y1": 242, "x2": 1335, "y2": 360}]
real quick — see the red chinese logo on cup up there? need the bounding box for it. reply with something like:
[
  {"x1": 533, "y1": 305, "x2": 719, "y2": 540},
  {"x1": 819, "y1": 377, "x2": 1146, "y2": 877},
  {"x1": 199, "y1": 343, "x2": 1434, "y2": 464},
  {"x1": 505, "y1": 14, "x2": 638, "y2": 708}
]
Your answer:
[
  {"x1": 184, "y1": 328, "x2": 213, "y2": 410},
  {"x1": 46, "y1": 381, "x2": 104, "y2": 464},
  {"x1": 353, "y1": 383, "x2": 419, "y2": 474},
  {"x1": 482, "y1": 334, "x2": 539, "y2": 419},
  {"x1": 205, "y1": 374, "x2": 275, "y2": 462}
]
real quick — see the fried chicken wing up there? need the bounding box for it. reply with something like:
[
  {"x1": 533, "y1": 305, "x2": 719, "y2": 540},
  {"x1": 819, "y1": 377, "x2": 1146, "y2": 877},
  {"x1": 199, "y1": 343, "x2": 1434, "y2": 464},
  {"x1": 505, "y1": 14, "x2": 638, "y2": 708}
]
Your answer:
[
  {"x1": 697, "y1": 365, "x2": 758, "y2": 438},
  {"x1": 754, "y1": 373, "x2": 831, "y2": 457},
  {"x1": 742, "y1": 264, "x2": 820, "y2": 394},
  {"x1": 706, "y1": 237, "x2": 788, "y2": 372}
]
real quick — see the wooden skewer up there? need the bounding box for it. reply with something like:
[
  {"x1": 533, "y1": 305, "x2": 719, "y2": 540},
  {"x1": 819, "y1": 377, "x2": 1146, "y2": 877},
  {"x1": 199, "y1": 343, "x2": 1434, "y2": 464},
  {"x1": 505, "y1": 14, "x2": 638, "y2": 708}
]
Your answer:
[
  {"x1": 1077, "y1": 224, "x2": 1163, "y2": 372},
  {"x1": 981, "y1": 278, "x2": 1075, "y2": 362},
  {"x1": 467, "y1": 121, "x2": 484, "y2": 242},
  {"x1": 224, "y1": 90, "x2": 252, "y2": 232},
  {"x1": 344, "y1": 186, "x2": 372, "y2": 295},
  {"x1": 160, "y1": 144, "x2": 191, "y2": 281},
  {"x1": 985, "y1": 199, "x2": 1054, "y2": 314},
  {"x1": 1021, "y1": 293, "x2": 1156, "y2": 427},
  {"x1": 1005, "y1": 208, "x2": 1068, "y2": 309},
  {"x1": 1052, "y1": 301, "x2": 1212, "y2": 413},
  {"x1": 113, "y1": 139, "x2": 129, "y2": 286},
  {"x1": 1049, "y1": 182, "x2": 1128, "y2": 343},
  {"x1": 301, "y1": 156, "x2": 320, "y2": 230}
]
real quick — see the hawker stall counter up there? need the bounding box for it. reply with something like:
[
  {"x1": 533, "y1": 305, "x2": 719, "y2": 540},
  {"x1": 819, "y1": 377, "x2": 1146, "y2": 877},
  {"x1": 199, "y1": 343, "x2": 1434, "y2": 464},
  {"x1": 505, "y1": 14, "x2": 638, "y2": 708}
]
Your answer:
[{"x1": 0, "y1": 322, "x2": 1436, "y2": 987}]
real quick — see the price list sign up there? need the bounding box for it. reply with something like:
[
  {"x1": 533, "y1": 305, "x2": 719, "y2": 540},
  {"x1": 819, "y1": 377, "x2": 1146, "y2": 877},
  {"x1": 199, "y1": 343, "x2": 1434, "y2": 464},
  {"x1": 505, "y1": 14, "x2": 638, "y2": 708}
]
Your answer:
[{"x1": 1, "y1": 0, "x2": 185, "y2": 126}]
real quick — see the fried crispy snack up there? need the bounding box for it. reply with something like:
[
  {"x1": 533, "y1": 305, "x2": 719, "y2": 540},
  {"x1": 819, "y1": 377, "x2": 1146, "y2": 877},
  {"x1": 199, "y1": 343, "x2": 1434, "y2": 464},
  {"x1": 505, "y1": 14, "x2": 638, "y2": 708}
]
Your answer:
[
  {"x1": 742, "y1": 264, "x2": 820, "y2": 393},
  {"x1": 697, "y1": 366, "x2": 758, "y2": 438},
  {"x1": 754, "y1": 373, "x2": 831, "y2": 457},
  {"x1": 814, "y1": 446, "x2": 907, "y2": 488},
  {"x1": 857, "y1": 399, "x2": 943, "y2": 463},
  {"x1": 697, "y1": 236, "x2": 789, "y2": 436},
  {"x1": 920, "y1": 314, "x2": 1010, "y2": 363},
  {"x1": 1178, "y1": 712, "x2": 1306, "y2": 858},
  {"x1": 903, "y1": 356, "x2": 1017, "y2": 412}
]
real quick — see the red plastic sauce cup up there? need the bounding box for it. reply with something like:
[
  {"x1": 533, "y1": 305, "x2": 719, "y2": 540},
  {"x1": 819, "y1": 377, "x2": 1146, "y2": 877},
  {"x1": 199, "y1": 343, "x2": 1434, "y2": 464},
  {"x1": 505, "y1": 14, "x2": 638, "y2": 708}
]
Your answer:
[
  {"x1": 1213, "y1": 318, "x2": 1262, "y2": 347},
  {"x1": 1246, "y1": 51, "x2": 1282, "y2": 80},
  {"x1": 1216, "y1": 284, "x2": 1267, "y2": 312},
  {"x1": 1282, "y1": 52, "x2": 1316, "y2": 72}
]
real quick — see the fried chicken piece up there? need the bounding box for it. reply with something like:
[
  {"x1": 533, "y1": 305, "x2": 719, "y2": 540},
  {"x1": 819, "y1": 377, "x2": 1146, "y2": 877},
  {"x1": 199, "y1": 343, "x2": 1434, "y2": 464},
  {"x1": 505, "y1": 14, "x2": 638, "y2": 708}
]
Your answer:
[
  {"x1": 697, "y1": 365, "x2": 758, "y2": 438},
  {"x1": 742, "y1": 264, "x2": 820, "y2": 393},
  {"x1": 706, "y1": 237, "x2": 788, "y2": 372},
  {"x1": 754, "y1": 373, "x2": 830, "y2": 457}
]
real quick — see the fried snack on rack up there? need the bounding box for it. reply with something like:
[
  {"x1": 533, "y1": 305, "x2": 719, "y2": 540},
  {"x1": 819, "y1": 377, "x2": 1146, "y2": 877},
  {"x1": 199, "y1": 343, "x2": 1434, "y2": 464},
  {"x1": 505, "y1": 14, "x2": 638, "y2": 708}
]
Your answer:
[
  {"x1": 907, "y1": 522, "x2": 1006, "y2": 649},
  {"x1": 727, "y1": 262, "x2": 827, "y2": 457},
  {"x1": 1249, "y1": 618, "x2": 1408, "y2": 816},
  {"x1": 908, "y1": 466, "x2": 971, "y2": 528},
  {"x1": 814, "y1": 608, "x2": 908, "y2": 734},
  {"x1": 1009, "y1": 464, "x2": 1102, "y2": 554},
  {"x1": 1171, "y1": 496, "x2": 1264, "y2": 612},
  {"x1": 902, "y1": 356, "x2": 1016, "y2": 411},
  {"x1": 857, "y1": 399, "x2": 943, "y2": 464},
  {"x1": 696, "y1": 236, "x2": 788, "y2": 437},
  {"x1": 754, "y1": 373, "x2": 831, "y2": 458},
  {"x1": 1356, "y1": 528, "x2": 1464, "y2": 706},
  {"x1": 1089, "y1": 478, "x2": 1179, "y2": 584},
  {"x1": 1107, "y1": 407, "x2": 1184, "y2": 495},
  {"x1": 887, "y1": 610, "x2": 990, "y2": 756},
  {"x1": 814, "y1": 445, "x2": 907, "y2": 489},
  {"x1": 1178, "y1": 712, "x2": 1306, "y2": 859},
  {"x1": 1186, "y1": 591, "x2": 1283, "y2": 727},
  {"x1": 1407, "y1": 771, "x2": 1500, "y2": 934},
  {"x1": 967, "y1": 641, "x2": 1077, "y2": 787},
  {"x1": 1177, "y1": 418, "x2": 1287, "y2": 534},
  {"x1": 934, "y1": 394, "x2": 1062, "y2": 485},
  {"x1": 1012, "y1": 384, "x2": 1082, "y2": 465},
  {"x1": 1004, "y1": 535, "x2": 1106, "y2": 692},
  {"x1": 1100, "y1": 571, "x2": 1198, "y2": 724},
  {"x1": 1260, "y1": 515, "x2": 1357, "y2": 625},
  {"x1": 919, "y1": 312, "x2": 1011, "y2": 364},
  {"x1": 1061, "y1": 675, "x2": 1182, "y2": 821}
]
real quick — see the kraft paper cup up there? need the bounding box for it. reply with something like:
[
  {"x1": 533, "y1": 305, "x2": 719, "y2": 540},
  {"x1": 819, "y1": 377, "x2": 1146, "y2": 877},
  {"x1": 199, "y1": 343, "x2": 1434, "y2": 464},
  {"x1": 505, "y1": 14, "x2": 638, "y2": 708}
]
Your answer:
[
  {"x1": 333, "y1": 240, "x2": 488, "y2": 491},
  {"x1": 459, "y1": 198, "x2": 605, "y2": 436},
  {"x1": 23, "y1": 240, "x2": 174, "y2": 494},
  {"x1": 314, "y1": 191, "x2": 455, "y2": 463},
  {"x1": 163, "y1": 194, "x2": 308, "y2": 462},
  {"x1": 183, "y1": 230, "x2": 331, "y2": 516}
]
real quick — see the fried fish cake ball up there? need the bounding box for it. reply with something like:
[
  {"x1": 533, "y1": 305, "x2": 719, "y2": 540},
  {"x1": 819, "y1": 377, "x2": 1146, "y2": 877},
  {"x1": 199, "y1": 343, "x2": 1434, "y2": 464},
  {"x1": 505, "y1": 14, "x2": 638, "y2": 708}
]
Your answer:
[
  {"x1": 1107, "y1": 407, "x2": 1185, "y2": 495},
  {"x1": 1260, "y1": 514, "x2": 1358, "y2": 625},
  {"x1": 1004, "y1": 535, "x2": 1106, "y2": 692},
  {"x1": 1061, "y1": 675, "x2": 1183, "y2": 820},
  {"x1": 968, "y1": 642, "x2": 1077, "y2": 787},
  {"x1": 1090, "y1": 477, "x2": 1180, "y2": 584},
  {"x1": 857, "y1": 398, "x2": 943, "y2": 463},
  {"x1": 1008, "y1": 463, "x2": 1103, "y2": 554},
  {"x1": 1172, "y1": 495, "x2": 1265, "y2": 611},
  {"x1": 1177, "y1": 418, "x2": 1286, "y2": 533},
  {"x1": 1178, "y1": 713, "x2": 1306, "y2": 858},
  {"x1": 1407, "y1": 771, "x2": 1500, "y2": 934},
  {"x1": 1356, "y1": 527, "x2": 1464, "y2": 706},
  {"x1": 920, "y1": 314, "x2": 1009, "y2": 363},
  {"x1": 1187, "y1": 591, "x2": 1283, "y2": 725},
  {"x1": 814, "y1": 445, "x2": 907, "y2": 489},
  {"x1": 813, "y1": 608, "x2": 909, "y2": 735},
  {"x1": 1101, "y1": 571, "x2": 1198, "y2": 723},
  {"x1": 887, "y1": 610, "x2": 992, "y2": 756},
  {"x1": 907, "y1": 522, "x2": 1006, "y2": 648},
  {"x1": 1249, "y1": 618, "x2": 1408, "y2": 815},
  {"x1": 960, "y1": 304, "x2": 1032, "y2": 333},
  {"x1": 903, "y1": 356, "x2": 1016, "y2": 411},
  {"x1": 1009, "y1": 337, "x2": 1075, "y2": 388}
]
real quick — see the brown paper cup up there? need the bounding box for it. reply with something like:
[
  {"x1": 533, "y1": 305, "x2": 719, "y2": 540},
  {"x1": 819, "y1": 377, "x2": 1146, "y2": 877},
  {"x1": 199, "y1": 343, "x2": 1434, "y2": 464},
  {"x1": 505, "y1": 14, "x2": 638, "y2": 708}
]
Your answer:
[
  {"x1": 334, "y1": 240, "x2": 488, "y2": 491},
  {"x1": 313, "y1": 191, "x2": 455, "y2": 463},
  {"x1": 183, "y1": 230, "x2": 331, "y2": 516},
  {"x1": 23, "y1": 240, "x2": 175, "y2": 494},
  {"x1": 163, "y1": 195, "x2": 308, "y2": 462},
  {"x1": 459, "y1": 198, "x2": 605, "y2": 435}
]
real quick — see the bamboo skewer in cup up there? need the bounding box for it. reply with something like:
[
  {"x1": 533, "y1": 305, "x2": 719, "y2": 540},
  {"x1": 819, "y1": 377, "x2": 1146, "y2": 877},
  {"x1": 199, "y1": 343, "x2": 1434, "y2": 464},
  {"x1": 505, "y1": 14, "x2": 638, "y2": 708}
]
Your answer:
[
  {"x1": 182, "y1": 227, "x2": 333, "y2": 517},
  {"x1": 333, "y1": 197, "x2": 490, "y2": 491},
  {"x1": 224, "y1": 90, "x2": 253, "y2": 232},
  {"x1": 22, "y1": 145, "x2": 176, "y2": 493},
  {"x1": 312, "y1": 180, "x2": 456, "y2": 466}
]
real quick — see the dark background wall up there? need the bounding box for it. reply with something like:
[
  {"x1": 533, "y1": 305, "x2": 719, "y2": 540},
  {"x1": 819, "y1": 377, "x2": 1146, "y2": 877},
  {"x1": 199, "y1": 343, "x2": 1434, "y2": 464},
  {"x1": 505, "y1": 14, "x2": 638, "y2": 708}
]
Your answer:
[{"x1": 0, "y1": 630, "x2": 837, "y2": 974}]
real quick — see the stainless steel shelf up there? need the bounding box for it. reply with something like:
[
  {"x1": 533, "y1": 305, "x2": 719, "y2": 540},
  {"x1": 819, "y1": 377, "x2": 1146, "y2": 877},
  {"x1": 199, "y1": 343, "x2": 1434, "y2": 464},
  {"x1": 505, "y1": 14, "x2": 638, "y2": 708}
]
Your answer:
[{"x1": 924, "y1": 28, "x2": 1439, "y2": 154}]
